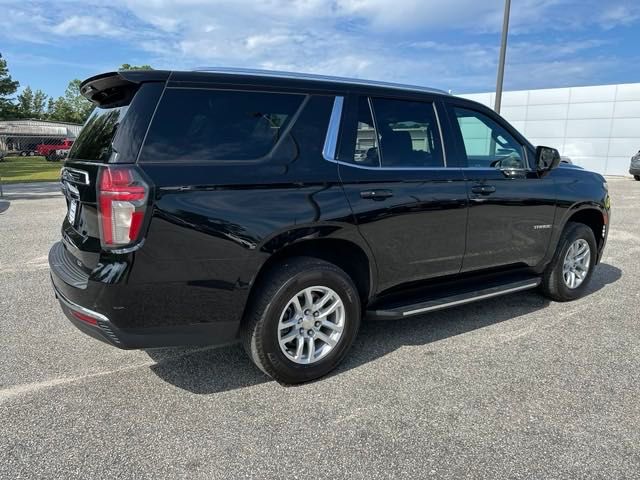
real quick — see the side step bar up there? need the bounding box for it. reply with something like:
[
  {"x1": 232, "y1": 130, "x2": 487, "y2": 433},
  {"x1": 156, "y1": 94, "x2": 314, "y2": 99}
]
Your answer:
[{"x1": 367, "y1": 278, "x2": 541, "y2": 320}]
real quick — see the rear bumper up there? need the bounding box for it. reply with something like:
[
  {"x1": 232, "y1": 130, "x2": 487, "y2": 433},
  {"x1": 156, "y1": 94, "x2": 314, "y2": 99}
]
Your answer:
[
  {"x1": 53, "y1": 283, "x2": 124, "y2": 347},
  {"x1": 630, "y1": 167, "x2": 640, "y2": 176},
  {"x1": 53, "y1": 281, "x2": 238, "y2": 349},
  {"x1": 49, "y1": 242, "x2": 240, "y2": 349}
]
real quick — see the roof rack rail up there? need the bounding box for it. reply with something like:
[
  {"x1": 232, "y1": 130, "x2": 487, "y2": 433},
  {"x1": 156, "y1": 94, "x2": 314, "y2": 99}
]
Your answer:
[{"x1": 192, "y1": 66, "x2": 448, "y2": 95}]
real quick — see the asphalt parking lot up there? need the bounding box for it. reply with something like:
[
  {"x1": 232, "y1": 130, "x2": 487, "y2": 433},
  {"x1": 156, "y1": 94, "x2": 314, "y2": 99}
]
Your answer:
[{"x1": 1, "y1": 178, "x2": 639, "y2": 479}]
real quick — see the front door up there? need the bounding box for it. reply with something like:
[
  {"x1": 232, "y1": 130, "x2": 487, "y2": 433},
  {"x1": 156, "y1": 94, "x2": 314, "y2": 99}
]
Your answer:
[
  {"x1": 445, "y1": 102, "x2": 556, "y2": 272},
  {"x1": 337, "y1": 95, "x2": 468, "y2": 293}
]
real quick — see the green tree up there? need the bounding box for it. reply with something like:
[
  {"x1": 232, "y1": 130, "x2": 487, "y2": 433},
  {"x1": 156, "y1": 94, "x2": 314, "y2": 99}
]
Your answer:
[
  {"x1": 0, "y1": 53, "x2": 19, "y2": 119},
  {"x1": 32, "y1": 89, "x2": 48, "y2": 117},
  {"x1": 46, "y1": 97, "x2": 56, "y2": 117},
  {"x1": 16, "y1": 86, "x2": 49, "y2": 118},
  {"x1": 17, "y1": 85, "x2": 34, "y2": 116},
  {"x1": 119, "y1": 63, "x2": 153, "y2": 71},
  {"x1": 48, "y1": 79, "x2": 93, "y2": 124}
]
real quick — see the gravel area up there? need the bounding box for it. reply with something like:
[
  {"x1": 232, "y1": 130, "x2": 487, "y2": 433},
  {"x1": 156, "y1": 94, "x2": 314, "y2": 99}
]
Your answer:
[{"x1": 1, "y1": 177, "x2": 638, "y2": 479}]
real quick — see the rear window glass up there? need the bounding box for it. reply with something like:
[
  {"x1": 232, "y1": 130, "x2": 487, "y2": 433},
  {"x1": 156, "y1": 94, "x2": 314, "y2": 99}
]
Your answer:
[
  {"x1": 371, "y1": 97, "x2": 444, "y2": 168},
  {"x1": 68, "y1": 105, "x2": 128, "y2": 162},
  {"x1": 139, "y1": 89, "x2": 304, "y2": 162}
]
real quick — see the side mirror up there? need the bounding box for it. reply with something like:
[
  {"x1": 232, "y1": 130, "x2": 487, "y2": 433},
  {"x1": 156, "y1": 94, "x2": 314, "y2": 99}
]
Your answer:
[{"x1": 535, "y1": 146, "x2": 561, "y2": 174}]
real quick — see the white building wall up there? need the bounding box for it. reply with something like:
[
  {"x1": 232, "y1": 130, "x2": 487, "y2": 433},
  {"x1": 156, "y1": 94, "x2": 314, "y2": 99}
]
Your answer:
[{"x1": 460, "y1": 83, "x2": 640, "y2": 176}]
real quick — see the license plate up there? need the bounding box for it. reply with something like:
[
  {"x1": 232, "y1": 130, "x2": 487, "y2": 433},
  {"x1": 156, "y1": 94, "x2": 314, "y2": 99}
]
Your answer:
[{"x1": 68, "y1": 199, "x2": 78, "y2": 224}]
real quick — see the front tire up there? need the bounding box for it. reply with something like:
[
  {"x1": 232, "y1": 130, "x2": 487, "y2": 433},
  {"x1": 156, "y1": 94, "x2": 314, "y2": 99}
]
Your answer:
[
  {"x1": 242, "y1": 257, "x2": 361, "y2": 384},
  {"x1": 540, "y1": 222, "x2": 597, "y2": 301},
  {"x1": 634, "y1": 175, "x2": 640, "y2": 181}
]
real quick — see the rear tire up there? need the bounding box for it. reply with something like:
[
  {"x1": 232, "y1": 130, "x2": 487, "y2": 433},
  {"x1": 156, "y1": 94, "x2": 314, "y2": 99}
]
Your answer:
[
  {"x1": 634, "y1": 175, "x2": 640, "y2": 181},
  {"x1": 540, "y1": 222, "x2": 597, "y2": 301},
  {"x1": 242, "y1": 256, "x2": 361, "y2": 384}
]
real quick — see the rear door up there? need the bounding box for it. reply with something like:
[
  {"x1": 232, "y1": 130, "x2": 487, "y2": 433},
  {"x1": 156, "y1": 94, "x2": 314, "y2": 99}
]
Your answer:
[
  {"x1": 61, "y1": 75, "x2": 165, "y2": 269},
  {"x1": 443, "y1": 100, "x2": 556, "y2": 272},
  {"x1": 336, "y1": 94, "x2": 468, "y2": 293}
]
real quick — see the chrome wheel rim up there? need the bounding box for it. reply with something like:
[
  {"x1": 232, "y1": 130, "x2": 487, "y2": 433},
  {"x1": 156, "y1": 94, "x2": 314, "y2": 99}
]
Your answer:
[
  {"x1": 562, "y1": 239, "x2": 591, "y2": 289},
  {"x1": 277, "y1": 286, "x2": 345, "y2": 365}
]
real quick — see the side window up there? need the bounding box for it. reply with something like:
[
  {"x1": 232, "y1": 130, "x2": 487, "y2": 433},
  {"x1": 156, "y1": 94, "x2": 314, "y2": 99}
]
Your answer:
[
  {"x1": 352, "y1": 96, "x2": 380, "y2": 166},
  {"x1": 371, "y1": 98, "x2": 444, "y2": 168},
  {"x1": 454, "y1": 107, "x2": 526, "y2": 169},
  {"x1": 139, "y1": 89, "x2": 304, "y2": 162}
]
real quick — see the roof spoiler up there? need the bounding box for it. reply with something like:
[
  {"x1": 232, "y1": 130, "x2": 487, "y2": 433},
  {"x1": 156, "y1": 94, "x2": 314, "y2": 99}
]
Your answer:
[{"x1": 79, "y1": 70, "x2": 170, "y2": 106}]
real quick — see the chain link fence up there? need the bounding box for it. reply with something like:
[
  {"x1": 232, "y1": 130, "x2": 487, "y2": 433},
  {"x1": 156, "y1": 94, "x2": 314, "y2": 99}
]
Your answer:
[{"x1": 0, "y1": 119, "x2": 82, "y2": 162}]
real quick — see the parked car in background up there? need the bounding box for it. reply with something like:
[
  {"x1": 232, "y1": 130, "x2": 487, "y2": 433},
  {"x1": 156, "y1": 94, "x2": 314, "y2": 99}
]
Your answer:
[
  {"x1": 49, "y1": 69, "x2": 611, "y2": 384},
  {"x1": 630, "y1": 150, "x2": 640, "y2": 180},
  {"x1": 37, "y1": 139, "x2": 74, "y2": 161},
  {"x1": 560, "y1": 156, "x2": 572, "y2": 164}
]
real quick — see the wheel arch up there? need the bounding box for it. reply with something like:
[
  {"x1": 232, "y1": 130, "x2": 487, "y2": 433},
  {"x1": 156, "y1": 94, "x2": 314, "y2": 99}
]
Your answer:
[
  {"x1": 560, "y1": 203, "x2": 607, "y2": 261},
  {"x1": 243, "y1": 235, "x2": 377, "y2": 325}
]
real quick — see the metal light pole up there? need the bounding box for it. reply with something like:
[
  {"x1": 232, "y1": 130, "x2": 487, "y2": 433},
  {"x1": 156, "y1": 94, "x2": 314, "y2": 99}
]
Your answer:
[{"x1": 494, "y1": 0, "x2": 511, "y2": 113}]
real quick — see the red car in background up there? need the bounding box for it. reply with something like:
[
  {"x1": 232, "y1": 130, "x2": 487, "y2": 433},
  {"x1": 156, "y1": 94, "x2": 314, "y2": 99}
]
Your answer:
[{"x1": 36, "y1": 138, "x2": 74, "y2": 161}]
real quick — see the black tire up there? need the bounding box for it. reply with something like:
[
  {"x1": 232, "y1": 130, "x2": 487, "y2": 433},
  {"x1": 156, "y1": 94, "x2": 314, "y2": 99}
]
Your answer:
[
  {"x1": 242, "y1": 256, "x2": 361, "y2": 384},
  {"x1": 20, "y1": 151, "x2": 27, "y2": 157},
  {"x1": 634, "y1": 175, "x2": 640, "y2": 181},
  {"x1": 540, "y1": 222, "x2": 597, "y2": 301}
]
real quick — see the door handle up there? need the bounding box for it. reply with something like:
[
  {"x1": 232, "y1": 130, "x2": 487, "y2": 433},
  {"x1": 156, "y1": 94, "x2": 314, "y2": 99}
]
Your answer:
[
  {"x1": 360, "y1": 189, "x2": 393, "y2": 200},
  {"x1": 471, "y1": 185, "x2": 496, "y2": 195}
]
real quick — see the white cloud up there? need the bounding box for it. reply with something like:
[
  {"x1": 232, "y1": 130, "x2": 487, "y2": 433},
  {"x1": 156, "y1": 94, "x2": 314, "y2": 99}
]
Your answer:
[
  {"x1": 1, "y1": 0, "x2": 638, "y2": 92},
  {"x1": 599, "y1": 4, "x2": 640, "y2": 29},
  {"x1": 50, "y1": 16, "x2": 123, "y2": 36}
]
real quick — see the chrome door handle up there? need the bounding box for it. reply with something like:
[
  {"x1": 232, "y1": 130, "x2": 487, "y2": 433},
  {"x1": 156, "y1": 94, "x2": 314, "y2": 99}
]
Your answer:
[
  {"x1": 360, "y1": 189, "x2": 393, "y2": 200},
  {"x1": 471, "y1": 185, "x2": 496, "y2": 195}
]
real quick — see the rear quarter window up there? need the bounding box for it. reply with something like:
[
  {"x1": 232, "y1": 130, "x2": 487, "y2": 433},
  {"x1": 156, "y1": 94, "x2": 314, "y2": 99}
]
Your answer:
[{"x1": 139, "y1": 89, "x2": 305, "y2": 163}]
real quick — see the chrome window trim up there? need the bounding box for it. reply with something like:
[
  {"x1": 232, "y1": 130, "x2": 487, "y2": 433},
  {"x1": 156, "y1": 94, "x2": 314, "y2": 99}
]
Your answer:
[
  {"x1": 367, "y1": 97, "x2": 383, "y2": 168},
  {"x1": 463, "y1": 167, "x2": 528, "y2": 171},
  {"x1": 461, "y1": 166, "x2": 535, "y2": 176},
  {"x1": 323, "y1": 160, "x2": 455, "y2": 171},
  {"x1": 432, "y1": 103, "x2": 447, "y2": 167},
  {"x1": 322, "y1": 96, "x2": 344, "y2": 162},
  {"x1": 192, "y1": 67, "x2": 448, "y2": 96}
]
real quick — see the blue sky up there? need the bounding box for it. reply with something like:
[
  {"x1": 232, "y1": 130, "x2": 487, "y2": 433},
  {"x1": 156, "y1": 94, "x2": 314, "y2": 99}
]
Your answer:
[{"x1": 1, "y1": 0, "x2": 639, "y2": 98}]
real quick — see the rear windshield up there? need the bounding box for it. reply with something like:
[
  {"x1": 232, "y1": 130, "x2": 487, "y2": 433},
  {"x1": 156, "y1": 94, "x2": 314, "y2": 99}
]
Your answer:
[
  {"x1": 68, "y1": 82, "x2": 164, "y2": 163},
  {"x1": 138, "y1": 89, "x2": 305, "y2": 163},
  {"x1": 68, "y1": 106, "x2": 128, "y2": 162}
]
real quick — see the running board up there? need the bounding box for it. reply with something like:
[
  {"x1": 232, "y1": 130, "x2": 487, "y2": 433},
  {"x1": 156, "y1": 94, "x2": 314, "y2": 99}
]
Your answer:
[{"x1": 367, "y1": 277, "x2": 541, "y2": 320}]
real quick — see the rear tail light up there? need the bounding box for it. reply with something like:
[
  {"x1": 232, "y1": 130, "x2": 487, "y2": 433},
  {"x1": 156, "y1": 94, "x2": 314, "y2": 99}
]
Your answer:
[{"x1": 98, "y1": 166, "x2": 149, "y2": 248}]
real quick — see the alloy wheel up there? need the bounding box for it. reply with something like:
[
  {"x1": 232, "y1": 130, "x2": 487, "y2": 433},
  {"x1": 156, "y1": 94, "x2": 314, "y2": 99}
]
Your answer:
[
  {"x1": 277, "y1": 286, "x2": 345, "y2": 365},
  {"x1": 562, "y1": 239, "x2": 591, "y2": 289}
]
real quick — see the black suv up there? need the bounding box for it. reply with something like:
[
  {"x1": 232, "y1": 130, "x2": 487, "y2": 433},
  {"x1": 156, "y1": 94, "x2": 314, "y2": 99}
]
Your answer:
[{"x1": 49, "y1": 69, "x2": 610, "y2": 383}]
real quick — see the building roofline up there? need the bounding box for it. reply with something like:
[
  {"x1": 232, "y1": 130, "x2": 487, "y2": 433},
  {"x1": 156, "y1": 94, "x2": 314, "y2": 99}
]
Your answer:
[{"x1": 0, "y1": 118, "x2": 83, "y2": 126}]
